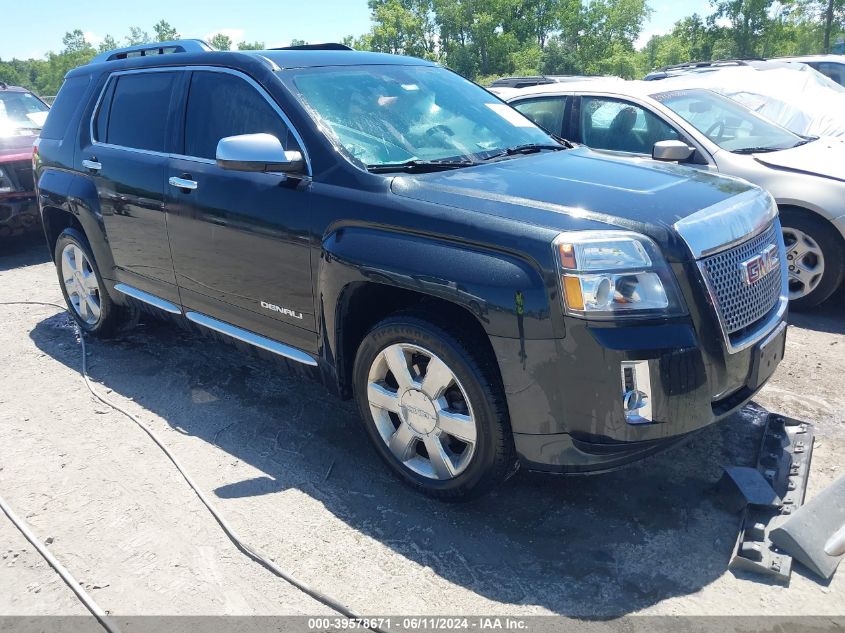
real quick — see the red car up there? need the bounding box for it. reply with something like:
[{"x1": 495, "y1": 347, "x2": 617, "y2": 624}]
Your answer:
[{"x1": 1, "y1": 82, "x2": 49, "y2": 237}]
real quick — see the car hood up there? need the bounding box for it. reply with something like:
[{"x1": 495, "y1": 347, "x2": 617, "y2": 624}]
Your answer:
[
  {"x1": 752, "y1": 138, "x2": 845, "y2": 183},
  {"x1": 390, "y1": 147, "x2": 754, "y2": 262},
  {"x1": 0, "y1": 133, "x2": 37, "y2": 162}
]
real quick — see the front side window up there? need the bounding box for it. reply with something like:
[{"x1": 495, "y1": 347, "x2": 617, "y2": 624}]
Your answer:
[
  {"x1": 184, "y1": 71, "x2": 298, "y2": 160},
  {"x1": 0, "y1": 90, "x2": 50, "y2": 137},
  {"x1": 103, "y1": 72, "x2": 177, "y2": 152},
  {"x1": 579, "y1": 96, "x2": 680, "y2": 155},
  {"x1": 285, "y1": 65, "x2": 553, "y2": 167},
  {"x1": 512, "y1": 96, "x2": 569, "y2": 137},
  {"x1": 652, "y1": 88, "x2": 803, "y2": 153}
]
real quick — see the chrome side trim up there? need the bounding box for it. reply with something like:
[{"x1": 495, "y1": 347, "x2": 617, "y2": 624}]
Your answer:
[
  {"x1": 674, "y1": 188, "x2": 779, "y2": 259},
  {"x1": 114, "y1": 283, "x2": 182, "y2": 314},
  {"x1": 185, "y1": 311, "x2": 318, "y2": 366},
  {"x1": 89, "y1": 66, "x2": 312, "y2": 176},
  {"x1": 696, "y1": 218, "x2": 789, "y2": 354}
]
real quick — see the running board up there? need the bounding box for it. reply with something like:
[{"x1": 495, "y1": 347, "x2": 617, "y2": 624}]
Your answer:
[
  {"x1": 114, "y1": 283, "x2": 182, "y2": 314},
  {"x1": 185, "y1": 311, "x2": 318, "y2": 367}
]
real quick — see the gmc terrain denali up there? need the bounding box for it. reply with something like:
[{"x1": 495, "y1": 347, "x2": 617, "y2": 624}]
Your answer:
[{"x1": 35, "y1": 41, "x2": 789, "y2": 499}]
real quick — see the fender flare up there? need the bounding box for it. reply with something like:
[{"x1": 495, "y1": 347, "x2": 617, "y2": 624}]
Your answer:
[
  {"x1": 38, "y1": 169, "x2": 116, "y2": 279},
  {"x1": 319, "y1": 225, "x2": 554, "y2": 345}
]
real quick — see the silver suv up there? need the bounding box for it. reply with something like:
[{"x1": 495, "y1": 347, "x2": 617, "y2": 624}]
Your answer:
[{"x1": 506, "y1": 80, "x2": 845, "y2": 308}]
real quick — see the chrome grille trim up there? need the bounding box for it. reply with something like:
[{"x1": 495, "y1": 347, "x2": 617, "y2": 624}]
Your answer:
[
  {"x1": 674, "y1": 188, "x2": 778, "y2": 259},
  {"x1": 701, "y1": 223, "x2": 782, "y2": 333},
  {"x1": 697, "y1": 218, "x2": 789, "y2": 354}
]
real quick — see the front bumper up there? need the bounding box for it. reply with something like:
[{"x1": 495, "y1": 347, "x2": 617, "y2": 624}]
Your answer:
[
  {"x1": 0, "y1": 194, "x2": 39, "y2": 237},
  {"x1": 492, "y1": 310, "x2": 787, "y2": 473}
]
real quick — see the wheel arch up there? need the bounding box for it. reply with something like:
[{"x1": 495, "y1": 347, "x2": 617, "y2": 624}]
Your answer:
[
  {"x1": 38, "y1": 169, "x2": 115, "y2": 277},
  {"x1": 776, "y1": 199, "x2": 845, "y2": 243},
  {"x1": 332, "y1": 281, "x2": 501, "y2": 399},
  {"x1": 318, "y1": 226, "x2": 553, "y2": 399}
]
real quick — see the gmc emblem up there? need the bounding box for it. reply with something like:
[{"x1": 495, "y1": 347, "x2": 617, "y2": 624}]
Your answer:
[{"x1": 740, "y1": 244, "x2": 779, "y2": 286}]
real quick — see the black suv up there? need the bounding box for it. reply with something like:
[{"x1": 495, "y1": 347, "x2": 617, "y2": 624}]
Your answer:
[{"x1": 35, "y1": 41, "x2": 789, "y2": 500}]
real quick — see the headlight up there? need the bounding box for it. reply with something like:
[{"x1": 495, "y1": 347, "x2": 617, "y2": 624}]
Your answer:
[
  {"x1": 553, "y1": 231, "x2": 686, "y2": 319},
  {"x1": 0, "y1": 166, "x2": 14, "y2": 194}
]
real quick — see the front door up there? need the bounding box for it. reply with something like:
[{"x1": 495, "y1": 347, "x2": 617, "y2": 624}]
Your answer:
[
  {"x1": 165, "y1": 69, "x2": 316, "y2": 353},
  {"x1": 82, "y1": 70, "x2": 182, "y2": 302}
]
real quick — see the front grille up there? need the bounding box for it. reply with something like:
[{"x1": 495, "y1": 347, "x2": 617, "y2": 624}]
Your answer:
[
  {"x1": 12, "y1": 161, "x2": 35, "y2": 192},
  {"x1": 700, "y1": 223, "x2": 782, "y2": 336}
]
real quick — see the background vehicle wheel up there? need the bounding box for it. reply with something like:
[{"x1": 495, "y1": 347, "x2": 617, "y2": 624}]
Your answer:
[
  {"x1": 54, "y1": 228, "x2": 122, "y2": 337},
  {"x1": 353, "y1": 312, "x2": 517, "y2": 501},
  {"x1": 780, "y1": 209, "x2": 845, "y2": 310}
]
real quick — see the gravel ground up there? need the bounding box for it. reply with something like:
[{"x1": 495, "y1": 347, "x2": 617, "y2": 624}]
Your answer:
[{"x1": 0, "y1": 234, "x2": 843, "y2": 624}]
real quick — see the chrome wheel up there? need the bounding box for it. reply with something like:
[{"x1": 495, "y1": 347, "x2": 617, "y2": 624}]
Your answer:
[
  {"x1": 783, "y1": 227, "x2": 825, "y2": 300},
  {"x1": 61, "y1": 243, "x2": 101, "y2": 325},
  {"x1": 367, "y1": 343, "x2": 477, "y2": 481}
]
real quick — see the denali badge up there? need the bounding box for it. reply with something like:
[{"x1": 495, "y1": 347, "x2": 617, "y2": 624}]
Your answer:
[
  {"x1": 739, "y1": 244, "x2": 779, "y2": 286},
  {"x1": 260, "y1": 301, "x2": 303, "y2": 319}
]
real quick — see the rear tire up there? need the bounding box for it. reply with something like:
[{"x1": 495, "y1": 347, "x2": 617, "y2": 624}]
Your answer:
[
  {"x1": 780, "y1": 209, "x2": 845, "y2": 310},
  {"x1": 54, "y1": 228, "x2": 122, "y2": 337},
  {"x1": 353, "y1": 312, "x2": 517, "y2": 501}
]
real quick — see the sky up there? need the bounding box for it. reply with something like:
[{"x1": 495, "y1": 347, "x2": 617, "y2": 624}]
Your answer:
[{"x1": 0, "y1": 0, "x2": 712, "y2": 61}]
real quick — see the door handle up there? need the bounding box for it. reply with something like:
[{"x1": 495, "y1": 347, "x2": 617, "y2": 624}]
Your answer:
[
  {"x1": 82, "y1": 159, "x2": 102, "y2": 171},
  {"x1": 169, "y1": 176, "x2": 198, "y2": 191}
]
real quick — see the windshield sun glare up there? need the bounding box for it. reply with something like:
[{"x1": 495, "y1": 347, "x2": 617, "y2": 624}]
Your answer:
[{"x1": 286, "y1": 65, "x2": 554, "y2": 169}]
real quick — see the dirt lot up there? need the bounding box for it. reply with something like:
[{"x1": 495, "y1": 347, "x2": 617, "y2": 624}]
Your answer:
[{"x1": 1, "y1": 233, "x2": 843, "y2": 624}]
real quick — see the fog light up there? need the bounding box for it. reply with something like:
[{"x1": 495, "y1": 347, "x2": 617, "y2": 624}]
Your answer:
[{"x1": 620, "y1": 361, "x2": 653, "y2": 425}]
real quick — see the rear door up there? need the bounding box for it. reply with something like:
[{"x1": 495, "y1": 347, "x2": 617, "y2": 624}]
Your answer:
[
  {"x1": 165, "y1": 69, "x2": 316, "y2": 353},
  {"x1": 82, "y1": 70, "x2": 182, "y2": 303}
]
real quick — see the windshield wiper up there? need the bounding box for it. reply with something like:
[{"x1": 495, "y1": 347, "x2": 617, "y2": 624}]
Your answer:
[
  {"x1": 367, "y1": 159, "x2": 475, "y2": 174},
  {"x1": 732, "y1": 146, "x2": 784, "y2": 155},
  {"x1": 791, "y1": 137, "x2": 816, "y2": 148},
  {"x1": 481, "y1": 143, "x2": 569, "y2": 161}
]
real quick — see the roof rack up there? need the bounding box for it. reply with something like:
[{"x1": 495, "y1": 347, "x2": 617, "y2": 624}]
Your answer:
[
  {"x1": 90, "y1": 39, "x2": 213, "y2": 64},
  {"x1": 270, "y1": 43, "x2": 352, "y2": 51}
]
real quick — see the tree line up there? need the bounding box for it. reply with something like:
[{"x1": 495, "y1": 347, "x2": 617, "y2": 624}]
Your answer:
[
  {"x1": 0, "y1": 20, "x2": 267, "y2": 96},
  {"x1": 1, "y1": 1, "x2": 843, "y2": 97},
  {"x1": 349, "y1": 0, "x2": 845, "y2": 83}
]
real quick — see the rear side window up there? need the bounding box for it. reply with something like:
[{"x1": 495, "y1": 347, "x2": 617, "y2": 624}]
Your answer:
[
  {"x1": 513, "y1": 96, "x2": 569, "y2": 136},
  {"x1": 40, "y1": 75, "x2": 91, "y2": 140},
  {"x1": 104, "y1": 72, "x2": 177, "y2": 152},
  {"x1": 184, "y1": 71, "x2": 297, "y2": 160}
]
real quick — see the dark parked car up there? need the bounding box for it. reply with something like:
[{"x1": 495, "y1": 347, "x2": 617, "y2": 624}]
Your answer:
[
  {"x1": 1, "y1": 82, "x2": 49, "y2": 237},
  {"x1": 35, "y1": 41, "x2": 788, "y2": 499}
]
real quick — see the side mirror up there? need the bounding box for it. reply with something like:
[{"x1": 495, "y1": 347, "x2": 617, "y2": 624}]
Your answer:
[
  {"x1": 216, "y1": 133, "x2": 305, "y2": 173},
  {"x1": 652, "y1": 140, "x2": 694, "y2": 162}
]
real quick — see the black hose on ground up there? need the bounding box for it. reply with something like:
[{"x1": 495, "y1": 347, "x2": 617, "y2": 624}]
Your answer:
[{"x1": 0, "y1": 301, "x2": 385, "y2": 633}]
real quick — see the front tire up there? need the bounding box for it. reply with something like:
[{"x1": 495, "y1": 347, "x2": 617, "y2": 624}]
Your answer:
[
  {"x1": 353, "y1": 313, "x2": 517, "y2": 501},
  {"x1": 780, "y1": 209, "x2": 845, "y2": 309},
  {"x1": 54, "y1": 228, "x2": 122, "y2": 337}
]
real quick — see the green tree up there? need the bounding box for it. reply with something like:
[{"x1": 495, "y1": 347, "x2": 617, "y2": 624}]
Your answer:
[
  {"x1": 153, "y1": 20, "x2": 180, "y2": 42},
  {"x1": 237, "y1": 40, "x2": 266, "y2": 50},
  {"x1": 710, "y1": 0, "x2": 775, "y2": 57},
  {"x1": 209, "y1": 33, "x2": 233, "y2": 51},
  {"x1": 125, "y1": 27, "x2": 151, "y2": 46},
  {"x1": 367, "y1": 0, "x2": 437, "y2": 58},
  {"x1": 98, "y1": 35, "x2": 119, "y2": 53},
  {"x1": 794, "y1": 0, "x2": 845, "y2": 51}
]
